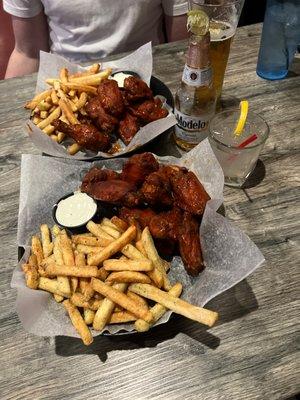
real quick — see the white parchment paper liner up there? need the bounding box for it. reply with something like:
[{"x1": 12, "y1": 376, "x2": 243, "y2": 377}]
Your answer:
[
  {"x1": 12, "y1": 140, "x2": 265, "y2": 337},
  {"x1": 25, "y1": 42, "x2": 177, "y2": 160}
]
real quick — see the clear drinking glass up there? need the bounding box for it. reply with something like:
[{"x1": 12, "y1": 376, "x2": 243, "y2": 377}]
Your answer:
[
  {"x1": 188, "y1": 0, "x2": 245, "y2": 105},
  {"x1": 209, "y1": 110, "x2": 269, "y2": 187}
]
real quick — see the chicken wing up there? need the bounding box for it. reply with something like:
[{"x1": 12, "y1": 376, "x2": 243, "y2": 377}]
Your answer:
[
  {"x1": 178, "y1": 212, "x2": 204, "y2": 276},
  {"x1": 149, "y1": 207, "x2": 182, "y2": 241},
  {"x1": 120, "y1": 152, "x2": 159, "y2": 187},
  {"x1": 123, "y1": 76, "x2": 153, "y2": 103},
  {"x1": 97, "y1": 79, "x2": 124, "y2": 117},
  {"x1": 119, "y1": 207, "x2": 157, "y2": 229},
  {"x1": 129, "y1": 98, "x2": 168, "y2": 124},
  {"x1": 140, "y1": 168, "x2": 173, "y2": 208},
  {"x1": 81, "y1": 166, "x2": 120, "y2": 193},
  {"x1": 52, "y1": 120, "x2": 111, "y2": 152},
  {"x1": 171, "y1": 171, "x2": 210, "y2": 216},
  {"x1": 118, "y1": 112, "x2": 140, "y2": 145},
  {"x1": 83, "y1": 180, "x2": 136, "y2": 203},
  {"x1": 86, "y1": 97, "x2": 119, "y2": 134}
]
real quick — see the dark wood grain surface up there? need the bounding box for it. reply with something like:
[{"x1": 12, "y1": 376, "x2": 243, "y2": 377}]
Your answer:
[{"x1": 0, "y1": 24, "x2": 299, "y2": 400}]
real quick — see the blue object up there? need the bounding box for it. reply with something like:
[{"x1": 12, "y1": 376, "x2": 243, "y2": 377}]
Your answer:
[{"x1": 257, "y1": 0, "x2": 300, "y2": 80}]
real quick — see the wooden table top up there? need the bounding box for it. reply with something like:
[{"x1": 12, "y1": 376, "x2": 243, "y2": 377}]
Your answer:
[{"x1": 0, "y1": 24, "x2": 299, "y2": 400}]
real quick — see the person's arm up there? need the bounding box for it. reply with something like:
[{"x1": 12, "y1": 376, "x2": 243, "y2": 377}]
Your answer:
[
  {"x1": 0, "y1": 5, "x2": 14, "y2": 79},
  {"x1": 5, "y1": 11, "x2": 49, "y2": 78},
  {"x1": 164, "y1": 14, "x2": 188, "y2": 42}
]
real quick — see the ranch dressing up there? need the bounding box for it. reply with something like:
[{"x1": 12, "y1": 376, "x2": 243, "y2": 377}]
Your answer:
[
  {"x1": 55, "y1": 192, "x2": 97, "y2": 227},
  {"x1": 112, "y1": 72, "x2": 132, "y2": 87}
]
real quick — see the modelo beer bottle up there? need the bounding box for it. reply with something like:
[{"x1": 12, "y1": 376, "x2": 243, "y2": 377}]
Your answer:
[{"x1": 174, "y1": 10, "x2": 216, "y2": 151}]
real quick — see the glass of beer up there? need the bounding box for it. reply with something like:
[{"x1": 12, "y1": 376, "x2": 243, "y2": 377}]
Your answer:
[{"x1": 188, "y1": 1, "x2": 245, "y2": 105}]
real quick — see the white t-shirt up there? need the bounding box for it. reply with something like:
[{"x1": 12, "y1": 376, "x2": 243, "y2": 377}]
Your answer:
[{"x1": 3, "y1": 0, "x2": 188, "y2": 62}]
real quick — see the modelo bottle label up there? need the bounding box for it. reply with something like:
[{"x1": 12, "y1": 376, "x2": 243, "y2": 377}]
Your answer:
[
  {"x1": 182, "y1": 65, "x2": 212, "y2": 87},
  {"x1": 174, "y1": 108, "x2": 212, "y2": 143}
]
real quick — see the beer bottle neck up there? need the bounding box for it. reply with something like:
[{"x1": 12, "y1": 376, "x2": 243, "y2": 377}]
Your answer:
[{"x1": 186, "y1": 33, "x2": 211, "y2": 70}]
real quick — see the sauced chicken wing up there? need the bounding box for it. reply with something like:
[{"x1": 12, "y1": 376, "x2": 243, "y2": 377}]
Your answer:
[
  {"x1": 52, "y1": 120, "x2": 111, "y2": 152},
  {"x1": 123, "y1": 76, "x2": 153, "y2": 103},
  {"x1": 120, "y1": 152, "x2": 159, "y2": 187},
  {"x1": 141, "y1": 169, "x2": 173, "y2": 208},
  {"x1": 118, "y1": 113, "x2": 140, "y2": 145},
  {"x1": 97, "y1": 79, "x2": 125, "y2": 117},
  {"x1": 178, "y1": 212, "x2": 204, "y2": 276},
  {"x1": 129, "y1": 98, "x2": 168, "y2": 124},
  {"x1": 83, "y1": 180, "x2": 136, "y2": 203},
  {"x1": 81, "y1": 167, "x2": 120, "y2": 193},
  {"x1": 119, "y1": 207, "x2": 157, "y2": 230},
  {"x1": 149, "y1": 207, "x2": 182, "y2": 241},
  {"x1": 171, "y1": 171, "x2": 210, "y2": 216},
  {"x1": 86, "y1": 97, "x2": 119, "y2": 134}
]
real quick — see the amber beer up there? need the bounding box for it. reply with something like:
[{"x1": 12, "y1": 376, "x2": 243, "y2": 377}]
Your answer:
[{"x1": 209, "y1": 20, "x2": 235, "y2": 103}]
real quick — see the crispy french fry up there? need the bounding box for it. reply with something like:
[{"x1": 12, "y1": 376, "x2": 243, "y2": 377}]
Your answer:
[
  {"x1": 97, "y1": 266, "x2": 109, "y2": 281},
  {"x1": 69, "y1": 68, "x2": 112, "y2": 85},
  {"x1": 63, "y1": 82, "x2": 97, "y2": 95},
  {"x1": 99, "y1": 224, "x2": 120, "y2": 239},
  {"x1": 46, "y1": 264, "x2": 98, "y2": 278},
  {"x1": 25, "y1": 89, "x2": 52, "y2": 109},
  {"x1": 103, "y1": 259, "x2": 153, "y2": 272},
  {"x1": 60, "y1": 67, "x2": 68, "y2": 83},
  {"x1": 76, "y1": 244, "x2": 104, "y2": 254},
  {"x1": 93, "y1": 282, "x2": 127, "y2": 331},
  {"x1": 52, "y1": 225, "x2": 61, "y2": 237},
  {"x1": 69, "y1": 63, "x2": 100, "y2": 79},
  {"x1": 72, "y1": 235, "x2": 105, "y2": 247},
  {"x1": 84, "y1": 308, "x2": 95, "y2": 325},
  {"x1": 68, "y1": 89, "x2": 76, "y2": 97},
  {"x1": 86, "y1": 221, "x2": 114, "y2": 245},
  {"x1": 53, "y1": 236, "x2": 71, "y2": 296},
  {"x1": 70, "y1": 293, "x2": 102, "y2": 310},
  {"x1": 127, "y1": 291, "x2": 149, "y2": 310},
  {"x1": 28, "y1": 254, "x2": 38, "y2": 266},
  {"x1": 32, "y1": 116, "x2": 42, "y2": 124},
  {"x1": 92, "y1": 278, "x2": 153, "y2": 323},
  {"x1": 121, "y1": 244, "x2": 146, "y2": 260},
  {"x1": 134, "y1": 283, "x2": 182, "y2": 332},
  {"x1": 75, "y1": 251, "x2": 95, "y2": 301},
  {"x1": 57, "y1": 131, "x2": 65, "y2": 143},
  {"x1": 43, "y1": 125, "x2": 55, "y2": 135},
  {"x1": 40, "y1": 254, "x2": 55, "y2": 269},
  {"x1": 129, "y1": 283, "x2": 218, "y2": 328},
  {"x1": 110, "y1": 216, "x2": 128, "y2": 232},
  {"x1": 53, "y1": 294, "x2": 64, "y2": 302},
  {"x1": 141, "y1": 227, "x2": 170, "y2": 290},
  {"x1": 58, "y1": 99, "x2": 79, "y2": 125},
  {"x1": 59, "y1": 232, "x2": 77, "y2": 292},
  {"x1": 135, "y1": 240, "x2": 147, "y2": 257},
  {"x1": 106, "y1": 271, "x2": 152, "y2": 284},
  {"x1": 75, "y1": 92, "x2": 88, "y2": 110},
  {"x1": 109, "y1": 311, "x2": 136, "y2": 324},
  {"x1": 63, "y1": 300, "x2": 93, "y2": 345},
  {"x1": 31, "y1": 235, "x2": 44, "y2": 265},
  {"x1": 51, "y1": 89, "x2": 59, "y2": 105},
  {"x1": 23, "y1": 264, "x2": 39, "y2": 289},
  {"x1": 38, "y1": 277, "x2": 70, "y2": 298},
  {"x1": 40, "y1": 224, "x2": 53, "y2": 257},
  {"x1": 51, "y1": 134, "x2": 59, "y2": 142},
  {"x1": 67, "y1": 143, "x2": 81, "y2": 155},
  {"x1": 88, "y1": 226, "x2": 136, "y2": 266},
  {"x1": 37, "y1": 106, "x2": 61, "y2": 130}
]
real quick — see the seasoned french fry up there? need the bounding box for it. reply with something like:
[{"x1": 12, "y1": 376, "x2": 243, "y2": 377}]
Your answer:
[
  {"x1": 38, "y1": 277, "x2": 70, "y2": 298},
  {"x1": 86, "y1": 221, "x2": 114, "y2": 244},
  {"x1": 69, "y1": 68, "x2": 112, "y2": 85},
  {"x1": 129, "y1": 283, "x2": 218, "y2": 327},
  {"x1": 110, "y1": 216, "x2": 128, "y2": 232},
  {"x1": 69, "y1": 63, "x2": 100, "y2": 79},
  {"x1": 68, "y1": 89, "x2": 76, "y2": 97},
  {"x1": 76, "y1": 244, "x2": 104, "y2": 254},
  {"x1": 43, "y1": 125, "x2": 55, "y2": 135},
  {"x1": 121, "y1": 244, "x2": 146, "y2": 260},
  {"x1": 106, "y1": 271, "x2": 152, "y2": 284},
  {"x1": 51, "y1": 89, "x2": 59, "y2": 105},
  {"x1": 32, "y1": 116, "x2": 42, "y2": 124},
  {"x1": 84, "y1": 308, "x2": 95, "y2": 325},
  {"x1": 40, "y1": 224, "x2": 53, "y2": 257},
  {"x1": 135, "y1": 240, "x2": 147, "y2": 257},
  {"x1": 23, "y1": 264, "x2": 39, "y2": 289},
  {"x1": 25, "y1": 89, "x2": 52, "y2": 109},
  {"x1": 51, "y1": 135, "x2": 59, "y2": 142},
  {"x1": 52, "y1": 225, "x2": 61, "y2": 237},
  {"x1": 75, "y1": 92, "x2": 88, "y2": 110},
  {"x1": 63, "y1": 300, "x2": 93, "y2": 345},
  {"x1": 103, "y1": 259, "x2": 153, "y2": 272},
  {"x1": 67, "y1": 143, "x2": 81, "y2": 155},
  {"x1": 72, "y1": 235, "x2": 105, "y2": 247},
  {"x1": 57, "y1": 131, "x2": 65, "y2": 143},
  {"x1": 58, "y1": 99, "x2": 79, "y2": 125},
  {"x1": 75, "y1": 251, "x2": 95, "y2": 301},
  {"x1": 109, "y1": 311, "x2": 136, "y2": 324},
  {"x1": 38, "y1": 102, "x2": 52, "y2": 112},
  {"x1": 31, "y1": 235, "x2": 44, "y2": 265},
  {"x1": 46, "y1": 264, "x2": 98, "y2": 278},
  {"x1": 63, "y1": 82, "x2": 97, "y2": 95},
  {"x1": 93, "y1": 282, "x2": 127, "y2": 331},
  {"x1": 141, "y1": 227, "x2": 170, "y2": 290},
  {"x1": 134, "y1": 283, "x2": 182, "y2": 332},
  {"x1": 127, "y1": 291, "x2": 149, "y2": 310},
  {"x1": 92, "y1": 278, "x2": 153, "y2": 323},
  {"x1": 99, "y1": 224, "x2": 120, "y2": 239},
  {"x1": 37, "y1": 106, "x2": 61, "y2": 130},
  {"x1": 40, "y1": 254, "x2": 55, "y2": 269},
  {"x1": 59, "y1": 232, "x2": 77, "y2": 292},
  {"x1": 102, "y1": 218, "x2": 120, "y2": 229},
  {"x1": 60, "y1": 67, "x2": 69, "y2": 83},
  {"x1": 53, "y1": 294, "x2": 64, "y2": 302},
  {"x1": 28, "y1": 254, "x2": 38, "y2": 266},
  {"x1": 88, "y1": 226, "x2": 136, "y2": 266},
  {"x1": 97, "y1": 266, "x2": 109, "y2": 281},
  {"x1": 70, "y1": 293, "x2": 102, "y2": 310},
  {"x1": 52, "y1": 237, "x2": 71, "y2": 297}
]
